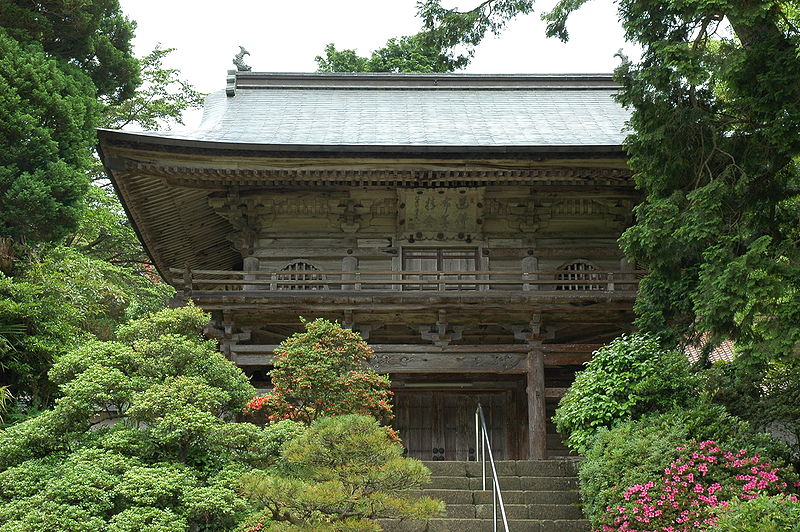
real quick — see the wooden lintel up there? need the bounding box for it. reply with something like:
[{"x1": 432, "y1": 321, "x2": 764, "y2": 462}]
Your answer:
[
  {"x1": 232, "y1": 343, "x2": 599, "y2": 354},
  {"x1": 545, "y1": 387, "x2": 569, "y2": 398},
  {"x1": 250, "y1": 247, "x2": 625, "y2": 259},
  {"x1": 195, "y1": 303, "x2": 636, "y2": 315},
  {"x1": 183, "y1": 290, "x2": 638, "y2": 309},
  {"x1": 373, "y1": 344, "x2": 530, "y2": 353},
  {"x1": 541, "y1": 343, "x2": 602, "y2": 353},
  {"x1": 233, "y1": 348, "x2": 594, "y2": 370},
  {"x1": 543, "y1": 353, "x2": 592, "y2": 366},
  {"x1": 369, "y1": 352, "x2": 527, "y2": 373}
]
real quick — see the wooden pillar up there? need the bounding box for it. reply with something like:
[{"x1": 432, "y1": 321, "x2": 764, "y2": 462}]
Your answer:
[{"x1": 526, "y1": 348, "x2": 547, "y2": 460}]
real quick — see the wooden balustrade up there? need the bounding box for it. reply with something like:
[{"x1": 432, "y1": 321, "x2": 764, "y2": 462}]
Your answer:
[{"x1": 168, "y1": 268, "x2": 643, "y2": 293}]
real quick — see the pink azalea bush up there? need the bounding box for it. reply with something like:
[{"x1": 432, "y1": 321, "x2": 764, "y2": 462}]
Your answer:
[{"x1": 598, "y1": 440, "x2": 800, "y2": 531}]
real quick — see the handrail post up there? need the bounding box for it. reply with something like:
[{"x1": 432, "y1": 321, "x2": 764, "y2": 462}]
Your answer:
[
  {"x1": 608, "y1": 271, "x2": 615, "y2": 291},
  {"x1": 355, "y1": 271, "x2": 362, "y2": 291},
  {"x1": 482, "y1": 416, "x2": 486, "y2": 491},
  {"x1": 269, "y1": 272, "x2": 277, "y2": 291},
  {"x1": 438, "y1": 272, "x2": 445, "y2": 292},
  {"x1": 493, "y1": 479, "x2": 497, "y2": 532},
  {"x1": 475, "y1": 409, "x2": 479, "y2": 465}
]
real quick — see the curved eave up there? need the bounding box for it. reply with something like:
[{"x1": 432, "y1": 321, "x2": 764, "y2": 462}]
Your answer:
[
  {"x1": 97, "y1": 138, "x2": 243, "y2": 284},
  {"x1": 97, "y1": 129, "x2": 626, "y2": 159}
]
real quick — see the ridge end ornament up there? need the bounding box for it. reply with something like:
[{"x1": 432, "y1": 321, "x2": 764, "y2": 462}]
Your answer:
[{"x1": 233, "y1": 46, "x2": 251, "y2": 72}]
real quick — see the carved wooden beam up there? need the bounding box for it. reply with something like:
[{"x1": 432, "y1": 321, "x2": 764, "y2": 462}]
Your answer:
[{"x1": 231, "y1": 343, "x2": 596, "y2": 370}]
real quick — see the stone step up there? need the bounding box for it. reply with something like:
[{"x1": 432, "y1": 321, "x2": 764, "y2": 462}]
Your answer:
[
  {"x1": 427, "y1": 475, "x2": 579, "y2": 491},
  {"x1": 444, "y1": 503, "x2": 584, "y2": 520},
  {"x1": 378, "y1": 518, "x2": 591, "y2": 532},
  {"x1": 410, "y1": 489, "x2": 581, "y2": 506},
  {"x1": 471, "y1": 489, "x2": 581, "y2": 506},
  {"x1": 421, "y1": 460, "x2": 579, "y2": 478},
  {"x1": 445, "y1": 504, "x2": 528, "y2": 519}
]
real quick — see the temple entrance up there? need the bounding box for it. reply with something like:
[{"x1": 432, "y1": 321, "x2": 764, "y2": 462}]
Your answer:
[{"x1": 393, "y1": 383, "x2": 526, "y2": 460}]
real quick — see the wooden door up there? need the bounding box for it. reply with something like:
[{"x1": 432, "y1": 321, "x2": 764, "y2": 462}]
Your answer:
[{"x1": 394, "y1": 390, "x2": 512, "y2": 460}]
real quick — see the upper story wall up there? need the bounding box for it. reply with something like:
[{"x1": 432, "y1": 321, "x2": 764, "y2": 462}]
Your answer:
[{"x1": 207, "y1": 183, "x2": 635, "y2": 277}]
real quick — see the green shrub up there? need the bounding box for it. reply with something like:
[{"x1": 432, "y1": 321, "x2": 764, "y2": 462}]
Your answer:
[
  {"x1": 706, "y1": 357, "x2": 800, "y2": 465},
  {"x1": 714, "y1": 495, "x2": 800, "y2": 531},
  {"x1": 579, "y1": 403, "x2": 791, "y2": 525},
  {"x1": 260, "y1": 420, "x2": 307, "y2": 460},
  {"x1": 239, "y1": 415, "x2": 444, "y2": 530},
  {"x1": 554, "y1": 334, "x2": 700, "y2": 453},
  {"x1": 0, "y1": 306, "x2": 260, "y2": 531},
  {"x1": 598, "y1": 442, "x2": 799, "y2": 531}
]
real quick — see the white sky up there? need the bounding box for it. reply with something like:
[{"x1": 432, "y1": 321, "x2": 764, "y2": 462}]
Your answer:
[{"x1": 119, "y1": 0, "x2": 636, "y2": 128}]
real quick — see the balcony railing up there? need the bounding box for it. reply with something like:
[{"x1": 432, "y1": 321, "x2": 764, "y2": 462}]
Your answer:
[{"x1": 169, "y1": 268, "x2": 643, "y2": 294}]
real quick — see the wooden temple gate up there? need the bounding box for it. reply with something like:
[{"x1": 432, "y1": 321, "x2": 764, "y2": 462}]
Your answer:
[{"x1": 98, "y1": 71, "x2": 638, "y2": 460}]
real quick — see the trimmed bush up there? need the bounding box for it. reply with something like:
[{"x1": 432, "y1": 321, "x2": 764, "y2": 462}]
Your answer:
[
  {"x1": 554, "y1": 334, "x2": 700, "y2": 453},
  {"x1": 239, "y1": 415, "x2": 444, "y2": 531},
  {"x1": 713, "y1": 495, "x2": 800, "y2": 531}
]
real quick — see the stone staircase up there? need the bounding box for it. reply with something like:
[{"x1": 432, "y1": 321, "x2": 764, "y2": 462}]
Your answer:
[{"x1": 380, "y1": 460, "x2": 590, "y2": 532}]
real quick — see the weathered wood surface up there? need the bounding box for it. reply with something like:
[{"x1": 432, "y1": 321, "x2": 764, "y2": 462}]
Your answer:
[
  {"x1": 239, "y1": 247, "x2": 627, "y2": 259},
  {"x1": 394, "y1": 390, "x2": 516, "y2": 460},
  {"x1": 232, "y1": 343, "x2": 601, "y2": 354},
  {"x1": 178, "y1": 293, "x2": 639, "y2": 315},
  {"x1": 170, "y1": 267, "x2": 645, "y2": 276},
  {"x1": 527, "y1": 349, "x2": 548, "y2": 459},
  {"x1": 232, "y1": 345, "x2": 595, "y2": 370}
]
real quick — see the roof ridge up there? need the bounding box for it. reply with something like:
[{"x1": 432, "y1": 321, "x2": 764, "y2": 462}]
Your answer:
[{"x1": 226, "y1": 70, "x2": 619, "y2": 94}]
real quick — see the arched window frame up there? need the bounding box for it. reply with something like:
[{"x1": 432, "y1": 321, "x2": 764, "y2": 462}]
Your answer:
[
  {"x1": 555, "y1": 259, "x2": 603, "y2": 291},
  {"x1": 276, "y1": 259, "x2": 327, "y2": 291}
]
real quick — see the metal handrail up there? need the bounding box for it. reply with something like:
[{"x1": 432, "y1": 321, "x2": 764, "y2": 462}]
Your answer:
[{"x1": 475, "y1": 403, "x2": 509, "y2": 532}]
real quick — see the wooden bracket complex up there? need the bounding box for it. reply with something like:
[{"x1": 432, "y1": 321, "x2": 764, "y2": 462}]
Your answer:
[
  {"x1": 342, "y1": 309, "x2": 372, "y2": 340},
  {"x1": 419, "y1": 310, "x2": 463, "y2": 346},
  {"x1": 510, "y1": 313, "x2": 555, "y2": 346}
]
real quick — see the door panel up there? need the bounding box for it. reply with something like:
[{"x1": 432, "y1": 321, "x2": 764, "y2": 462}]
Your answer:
[{"x1": 394, "y1": 390, "x2": 513, "y2": 460}]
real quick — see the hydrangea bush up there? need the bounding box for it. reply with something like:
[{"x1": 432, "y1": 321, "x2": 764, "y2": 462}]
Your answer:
[{"x1": 599, "y1": 441, "x2": 800, "y2": 531}]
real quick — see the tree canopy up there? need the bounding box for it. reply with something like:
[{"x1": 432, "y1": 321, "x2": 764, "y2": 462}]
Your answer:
[
  {"x1": 102, "y1": 45, "x2": 204, "y2": 131},
  {"x1": 316, "y1": 32, "x2": 464, "y2": 73},
  {"x1": 0, "y1": 0, "x2": 139, "y2": 102},
  {"x1": 0, "y1": 31, "x2": 98, "y2": 244}
]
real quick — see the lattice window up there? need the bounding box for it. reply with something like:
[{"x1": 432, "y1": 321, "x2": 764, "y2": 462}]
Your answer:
[
  {"x1": 277, "y1": 260, "x2": 326, "y2": 290},
  {"x1": 556, "y1": 260, "x2": 603, "y2": 291}
]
